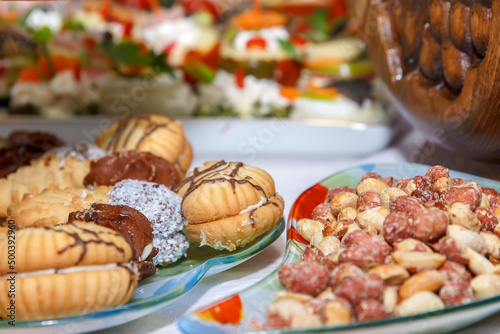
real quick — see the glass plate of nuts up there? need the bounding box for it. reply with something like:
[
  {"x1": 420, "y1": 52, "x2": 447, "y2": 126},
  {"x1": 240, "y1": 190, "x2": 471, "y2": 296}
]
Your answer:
[{"x1": 178, "y1": 163, "x2": 500, "y2": 334}]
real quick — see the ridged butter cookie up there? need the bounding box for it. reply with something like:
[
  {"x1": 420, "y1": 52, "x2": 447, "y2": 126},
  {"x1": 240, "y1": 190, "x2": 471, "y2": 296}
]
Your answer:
[
  {"x1": 175, "y1": 160, "x2": 284, "y2": 251},
  {"x1": 0, "y1": 222, "x2": 138, "y2": 320},
  {"x1": 94, "y1": 114, "x2": 192, "y2": 177}
]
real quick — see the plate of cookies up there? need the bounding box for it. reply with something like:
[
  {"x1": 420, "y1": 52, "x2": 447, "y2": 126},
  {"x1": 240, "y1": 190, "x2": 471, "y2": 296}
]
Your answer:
[
  {"x1": 0, "y1": 114, "x2": 285, "y2": 332},
  {"x1": 178, "y1": 163, "x2": 500, "y2": 334}
]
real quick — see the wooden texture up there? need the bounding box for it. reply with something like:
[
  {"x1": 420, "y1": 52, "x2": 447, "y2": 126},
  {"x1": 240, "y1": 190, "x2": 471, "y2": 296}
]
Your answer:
[{"x1": 353, "y1": 0, "x2": 500, "y2": 159}]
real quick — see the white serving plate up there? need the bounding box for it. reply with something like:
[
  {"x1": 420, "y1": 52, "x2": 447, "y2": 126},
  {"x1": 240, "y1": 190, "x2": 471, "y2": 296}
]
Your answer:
[{"x1": 0, "y1": 116, "x2": 400, "y2": 159}]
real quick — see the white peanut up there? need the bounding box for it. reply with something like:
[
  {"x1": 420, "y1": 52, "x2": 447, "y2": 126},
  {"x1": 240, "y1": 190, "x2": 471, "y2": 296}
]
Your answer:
[
  {"x1": 448, "y1": 203, "x2": 481, "y2": 232},
  {"x1": 391, "y1": 251, "x2": 446, "y2": 273},
  {"x1": 394, "y1": 291, "x2": 445, "y2": 317},
  {"x1": 369, "y1": 264, "x2": 410, "y2": 285},
  {"x1": 447, "y1": 225, "x2": 488, "y2": 255},
  {"x1": 480, "y1": 232, "x2": 500, "y2": 259},
  {"x1": 464, "y1": 247, "x2": 495, "y2": 275},
  {"x1": 297, "y1": 219, "x2": 324, "y2": 242},
  {"x1": 356, "y1": 206, "x2": 390, "y2": 232},
  {"x1": 471, "y1": 274, "x2": 500, "y2": 299},
  {"x1": 357, "y1": 178, "x2": 390, "y2": 194},
  {"x1": 317, "y1": 235, "x2": 341, "y2": 256}
]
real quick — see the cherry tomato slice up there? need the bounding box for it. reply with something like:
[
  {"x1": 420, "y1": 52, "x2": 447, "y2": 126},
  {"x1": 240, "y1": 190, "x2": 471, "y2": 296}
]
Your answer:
[{"x1": 246, "y1": 37, "x2": 267, "y2": 50}]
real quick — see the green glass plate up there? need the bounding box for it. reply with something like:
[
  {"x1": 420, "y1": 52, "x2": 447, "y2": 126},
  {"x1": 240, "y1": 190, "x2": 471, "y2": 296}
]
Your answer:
[{"x1": 0, "y1": 218, "x2": 285, "y2": 333}]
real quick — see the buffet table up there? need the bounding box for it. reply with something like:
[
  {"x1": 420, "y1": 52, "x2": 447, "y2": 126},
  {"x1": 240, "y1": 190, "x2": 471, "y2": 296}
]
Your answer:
[{"x1": 83, "y1": 128, "x2": 499, "y2": 334}]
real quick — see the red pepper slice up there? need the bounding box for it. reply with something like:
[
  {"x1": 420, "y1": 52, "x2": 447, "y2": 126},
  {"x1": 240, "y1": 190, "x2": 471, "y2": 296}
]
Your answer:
[
  {"x1": 275, "y1": 59, "x2": 301, "y2": 86},
  {"x1": 246, "y1": 37, "x2": 267, "y2": 50},
  {"x1": 235, "y1": 67, "x2": 245, "y2": 88}
]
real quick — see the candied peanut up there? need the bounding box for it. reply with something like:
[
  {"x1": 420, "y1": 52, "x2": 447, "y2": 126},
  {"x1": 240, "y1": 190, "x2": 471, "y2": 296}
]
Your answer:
[
  {"x1": 480, "y1": 232, "x2": 500, "y2": 259},
  {"x1": 380, "y1": 187, "x2": 407, "y2": 209},
  {"x1": 278, "y1": 261, "x2": 330, "y2": 296},
  {"x1": 357, "y1": 191, "x2": 381, "y2": 212},
  {"x1": 406, "y1": 176, "x2": 439, "y2": 202},
  {"x1": 381, "y1": 176, "x2": 396, "y2": 187},
  {"x1": 394, "y1": 291, "x2": 444, "y2": 317},
  {"x1": 317, "y1": 235, "x2": 341, "y2": 256},
  {"x1": 334, "y1": 273, "x2": 385, "y2": 304},
  {"x1": 439, "y1": 281, "x2": 474, "y2": 307},
  {"x1": 464, "y1": 247, "x2": 494, "y2": 275},
  {"x1": 394, "y1": 238, "x2": 434, "y2": 253},
  {"x1": 425, "y1": 165, "x2": 451, "y2": 193},
  {"x1": 338, "y1": 207, "x2": 357, "y2": 221},
  {"x1": 383, "y1": 286, "x2": 399, "y2": 312},
  {"x1": 425, "y1": 165, "x2": 450, "y2": 183},
  {"x1": 412, "y1": 207, "x2": 448, "y2": 242},
  {"x1": 310, "y1": 230, "x2": 324, "y2": 248},
  {"x1": 482, "y1": 188, "x2": 500, "y2": 203},
  {"x1": 342, "y1": 230, "x2": 392, "y2": 255},
  {"x1": 356, "y1": 206, "x2": 390, "y2": 232},
  {"x1": 266, "y1": 299, "x2": 321, "y2": 329},
  {"x1": 369, "y1": 263, "x2": 410, "y2": 285},
  {"x1": 301, "y1": 246, "x2": 325, "y2": 263},
  {"x1": 447, "y1": 225, "x2": 488, "y2": 255},
  {"x1": 383, "y1": 212, "x2": 412, "y2": 245},
  {"x1": 357, "y1": 178, "x2": 390, "y2": 195},
  {"x1": 325, "y1": 186, "x2": 357, "y2": 203},
  {"x1": 275, "y1": 291, "x2": 312, "y2": 303},
  {"x1": 323, "y1": 298, "x2": 353, "y2": 326},
  {"x1": 432, "y1": 237, "x2": 468, "y2": 265},
  {"x1": 391, "y1": 250, "x2": 446, "y2": 273},
  {"x1": 330, "y1": 192, "x2": 358, "y2": 217},
  {"x1": 448, "y1": 203, "x2": 481, "y2": 232},
  {"x1": 311, "y1": 203, "x2": 333, "y2": 221},
  {"x1": 322, "y1": 220, "x2": 347, "y2": 239},
  {"x1": 441, "y1": 187, "x2": 481, "y2": 211},
  {"x1": 338, "y1": 247, "x2": 386, "y2": 269},
  {"x1": 452, "y1": 179, "x2": 482, "y2": 194},
  {"x1": 390, "y1": 196, "x2": 426, "y2": 219},
  {"x1": 297, "y1": 219, "x2": 324, "y2": 242},
  {"x1": 471, "y1": 274, "x2": 500, "y2": 299},
  {"x1": 397, "y1": 177, "x2": 411, "y2": 191},
  {"x1": 361, "y1": 172, "x2": 382, "y2": 182},
  {"x1": 399, "y1": 270, "x2": 446, "y2": 300},
  {"x1": 438, "y1": 260, "x2": 473, "y2": 283},
  {"x1": 329, "y1": 262, "x2": 364, "y2": 288},
  {"x1": 355, "y1": 298, "x2": 392, "y2": 322},
  {"x1": 475, "y1": 207, "x2": 499, "y2": 232}
]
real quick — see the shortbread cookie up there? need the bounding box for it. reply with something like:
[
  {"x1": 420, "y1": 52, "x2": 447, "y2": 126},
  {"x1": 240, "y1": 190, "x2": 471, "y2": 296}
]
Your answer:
[
  {"x1": 7, "y1": 186, "x2": 111, "y2": 229},
  {"x1": 176, "y1": 160, "x2": 284, "y2": 251},
  {"x1": 0, "y1": 222, "x2": 138, "y2": 320},
  {"x1": 94, "y1": 114, "x2": 192, "y2": 177},
  {"x1": 84, "y1": 150, "x2": 180, "y2": 188},
  {"x1": 0, "y1": 142, "x2": 108, "y2": 217}
]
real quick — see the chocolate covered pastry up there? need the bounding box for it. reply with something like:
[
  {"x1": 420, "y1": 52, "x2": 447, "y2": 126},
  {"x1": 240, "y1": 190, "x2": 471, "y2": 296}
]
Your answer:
[
  {"x1": 175, "y1": 160, "x2": 284, "y2": 251},
  {"x1": 84, "y1": 150, "x2": 180, "y2": 188},
  {"x1": 0, "y1": 222, "x2": 139, "y2": 320},
  {"x1": 68, "y1": 203, "x2": 159, "y2": 263},
  {"x1": 0, "y1": 130, "x2": 64, "y2": 178}
]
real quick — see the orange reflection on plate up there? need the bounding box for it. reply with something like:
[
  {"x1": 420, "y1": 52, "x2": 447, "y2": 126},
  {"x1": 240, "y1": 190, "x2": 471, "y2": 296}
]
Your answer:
[{"x1": 196, "y1": 295, "x2": 243, "y2": 325}]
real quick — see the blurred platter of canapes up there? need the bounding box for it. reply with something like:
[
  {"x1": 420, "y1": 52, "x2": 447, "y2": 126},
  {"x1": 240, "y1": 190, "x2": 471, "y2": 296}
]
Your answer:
[{"x1": 0, "y1": 0, "x2": 393, "y2": 123}]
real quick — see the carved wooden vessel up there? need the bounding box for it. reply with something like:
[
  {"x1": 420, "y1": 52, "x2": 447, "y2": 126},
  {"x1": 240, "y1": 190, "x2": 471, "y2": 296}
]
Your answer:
[{"x1": 354, "y1": 0, "x2": 500, "y2": 159}]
